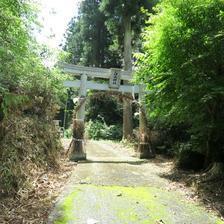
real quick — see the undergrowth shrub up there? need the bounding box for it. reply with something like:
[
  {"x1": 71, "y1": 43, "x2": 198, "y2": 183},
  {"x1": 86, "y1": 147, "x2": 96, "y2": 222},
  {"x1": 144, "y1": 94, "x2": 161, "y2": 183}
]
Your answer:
[
  {"x1": 64, "y1": 127, "x2": 72, "y2": 138},
  {"x1": 86, "y1": 120, "x2": 122, "y2": 141},
  {"x1": 176, "y1": 143, "x2": 205, "y2": 171}
]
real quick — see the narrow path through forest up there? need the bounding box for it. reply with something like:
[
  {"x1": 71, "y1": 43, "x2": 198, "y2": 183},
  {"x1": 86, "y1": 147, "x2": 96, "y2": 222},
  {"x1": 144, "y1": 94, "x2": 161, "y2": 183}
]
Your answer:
[{"x1": 48, "y1": 140, "x2": 223, "y2": 224}]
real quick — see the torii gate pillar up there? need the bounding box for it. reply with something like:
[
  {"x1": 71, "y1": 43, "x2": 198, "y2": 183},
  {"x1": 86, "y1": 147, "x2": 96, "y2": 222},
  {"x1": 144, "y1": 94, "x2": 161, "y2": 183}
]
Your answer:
[
  {"x1": 69, "y1": 74, "x2": 87, "y2": 161},
  {"x1": 136, "y1": 85, "x2": 155, "y2": 159}
]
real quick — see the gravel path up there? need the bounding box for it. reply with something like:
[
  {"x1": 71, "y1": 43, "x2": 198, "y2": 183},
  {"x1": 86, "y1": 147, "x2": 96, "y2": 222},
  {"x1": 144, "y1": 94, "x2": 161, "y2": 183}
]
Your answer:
[{"x1": 48, "y1": 140, "x2": 224, "y2": 224}]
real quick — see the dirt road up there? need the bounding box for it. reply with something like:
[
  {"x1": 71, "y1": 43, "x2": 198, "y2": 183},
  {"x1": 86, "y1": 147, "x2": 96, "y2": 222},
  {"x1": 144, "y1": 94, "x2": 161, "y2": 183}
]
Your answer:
[{"x1": 48, "y1": 140, "x2": 223, "y2": 224}]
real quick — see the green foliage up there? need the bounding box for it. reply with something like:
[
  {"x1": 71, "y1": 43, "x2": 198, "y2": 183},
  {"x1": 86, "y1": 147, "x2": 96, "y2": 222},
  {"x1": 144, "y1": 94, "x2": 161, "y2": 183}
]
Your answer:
[
  {"x1": 0, "y1": 0, "x2": 66, "y2": 116},
  {"x1": 99, "y1": 0, "x2": 156, "y2": 47},
  {"x1": 64, "y1": 128, "x2": 72, "y2": 139},
  {"x1": 136, "y1": 0, "x2": 224, "y2": 163},
  {"x1": 106, "y1": 124, "x2": 123, "y2": 140},
  {"x1": 86, "y1": 94, "x2": 122, "y2": 125},
  {"x1": 176, "y1": 146, "x2": 205, "y2": 171},
  {"x1": 1, "y1": 93, "x2": 28, "y2": 116},
  {"x1": 0, "y1": 0, "x2": 34, "y2": 94},
  {"x1": 86, "y1": 120, "x2": 106, "y2": 140},
  {"x1": 0, "y1": 0, "x2": 66, "y2": 193},
  {"x1": 64, "y1": 0, "x2": 122, "y2": 68},
  {"x1": 86, "y1": 119, "x2": 122, "y2": 141}
]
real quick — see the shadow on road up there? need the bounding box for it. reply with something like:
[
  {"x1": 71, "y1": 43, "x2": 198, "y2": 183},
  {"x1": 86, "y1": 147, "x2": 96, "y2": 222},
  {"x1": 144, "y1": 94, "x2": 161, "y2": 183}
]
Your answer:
[
  {"x1": 78, "y1": 155, "x2": 172, "y2": 166},
  {"x1": 79, "y1": 160, "x2": 150, "y2": 165},
  {"x1": 78, "y1": 160, "x2": 150, "y2": 165}
]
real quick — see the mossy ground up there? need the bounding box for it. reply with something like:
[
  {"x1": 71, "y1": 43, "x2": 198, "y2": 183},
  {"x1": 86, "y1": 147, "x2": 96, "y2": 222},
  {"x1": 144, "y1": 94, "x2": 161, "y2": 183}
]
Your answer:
[{"x1": 53, "y1": 184, "x2": 224, "y2": 224}]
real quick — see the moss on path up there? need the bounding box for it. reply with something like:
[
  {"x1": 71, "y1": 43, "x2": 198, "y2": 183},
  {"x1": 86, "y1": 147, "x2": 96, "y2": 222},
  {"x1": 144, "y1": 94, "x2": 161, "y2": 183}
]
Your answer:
[{"x1": 53, "y1": 185, "x2": 223, "y2": 224}]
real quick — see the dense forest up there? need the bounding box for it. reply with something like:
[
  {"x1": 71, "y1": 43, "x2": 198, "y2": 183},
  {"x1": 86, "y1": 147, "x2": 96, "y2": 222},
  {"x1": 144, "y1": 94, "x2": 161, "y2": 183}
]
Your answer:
[{"x1": 0, "y1": 0, "x2": 224, "y2": 223}]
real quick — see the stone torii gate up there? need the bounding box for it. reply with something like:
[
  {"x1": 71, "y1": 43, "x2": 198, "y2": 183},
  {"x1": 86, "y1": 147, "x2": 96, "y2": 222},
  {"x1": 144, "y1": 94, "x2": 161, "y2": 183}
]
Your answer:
[{"x1": 60, "y1": 63, "x2": 155, "y2": 161}]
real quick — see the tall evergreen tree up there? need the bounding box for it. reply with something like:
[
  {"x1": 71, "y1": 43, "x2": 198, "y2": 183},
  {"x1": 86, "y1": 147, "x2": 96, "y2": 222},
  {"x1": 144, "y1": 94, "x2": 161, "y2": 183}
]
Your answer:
[
  {"x1": 64, "y1": 0, "x2": 122, "y2": 68},
  {"x1": 100, "y1": 0, "x2": 156, "y2": 140}
]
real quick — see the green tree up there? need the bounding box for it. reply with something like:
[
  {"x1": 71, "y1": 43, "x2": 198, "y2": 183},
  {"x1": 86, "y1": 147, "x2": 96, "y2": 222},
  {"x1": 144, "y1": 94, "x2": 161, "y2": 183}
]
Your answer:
[
  {"x1": 136, "y1": 0, "x2": 224, "y2": 173},
  {"x1": 100, "y1": 0, "x2": 156, "y2": 140},
  {"x1": 0, "y1": 0, "x2": 32, "y2": 114},
  {"x1": 0, "y1": 0, "x2": 65, "y2": 193},
  {"x1": 0, "y1": 0, "x2": 65, "y2": 117},
  {"x1": 64, "y1": 0, "x2": 122, "y2": 68}
]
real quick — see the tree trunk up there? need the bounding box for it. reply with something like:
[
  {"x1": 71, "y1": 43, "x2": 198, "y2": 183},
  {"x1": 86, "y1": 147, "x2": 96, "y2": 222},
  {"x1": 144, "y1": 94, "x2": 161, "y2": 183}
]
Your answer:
[
  {"x1": 123, "y1": 14, "x2": 133, "y2": 140},
  {"x1": 203, "y1": 162, "x2": 224, "y2": 182},
  {"x1": 209, "y1": 162, "x2": 224, "y2": 177},
  {"x1": 203, "y1": 134, "x2": 224, "y2": 181}
]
